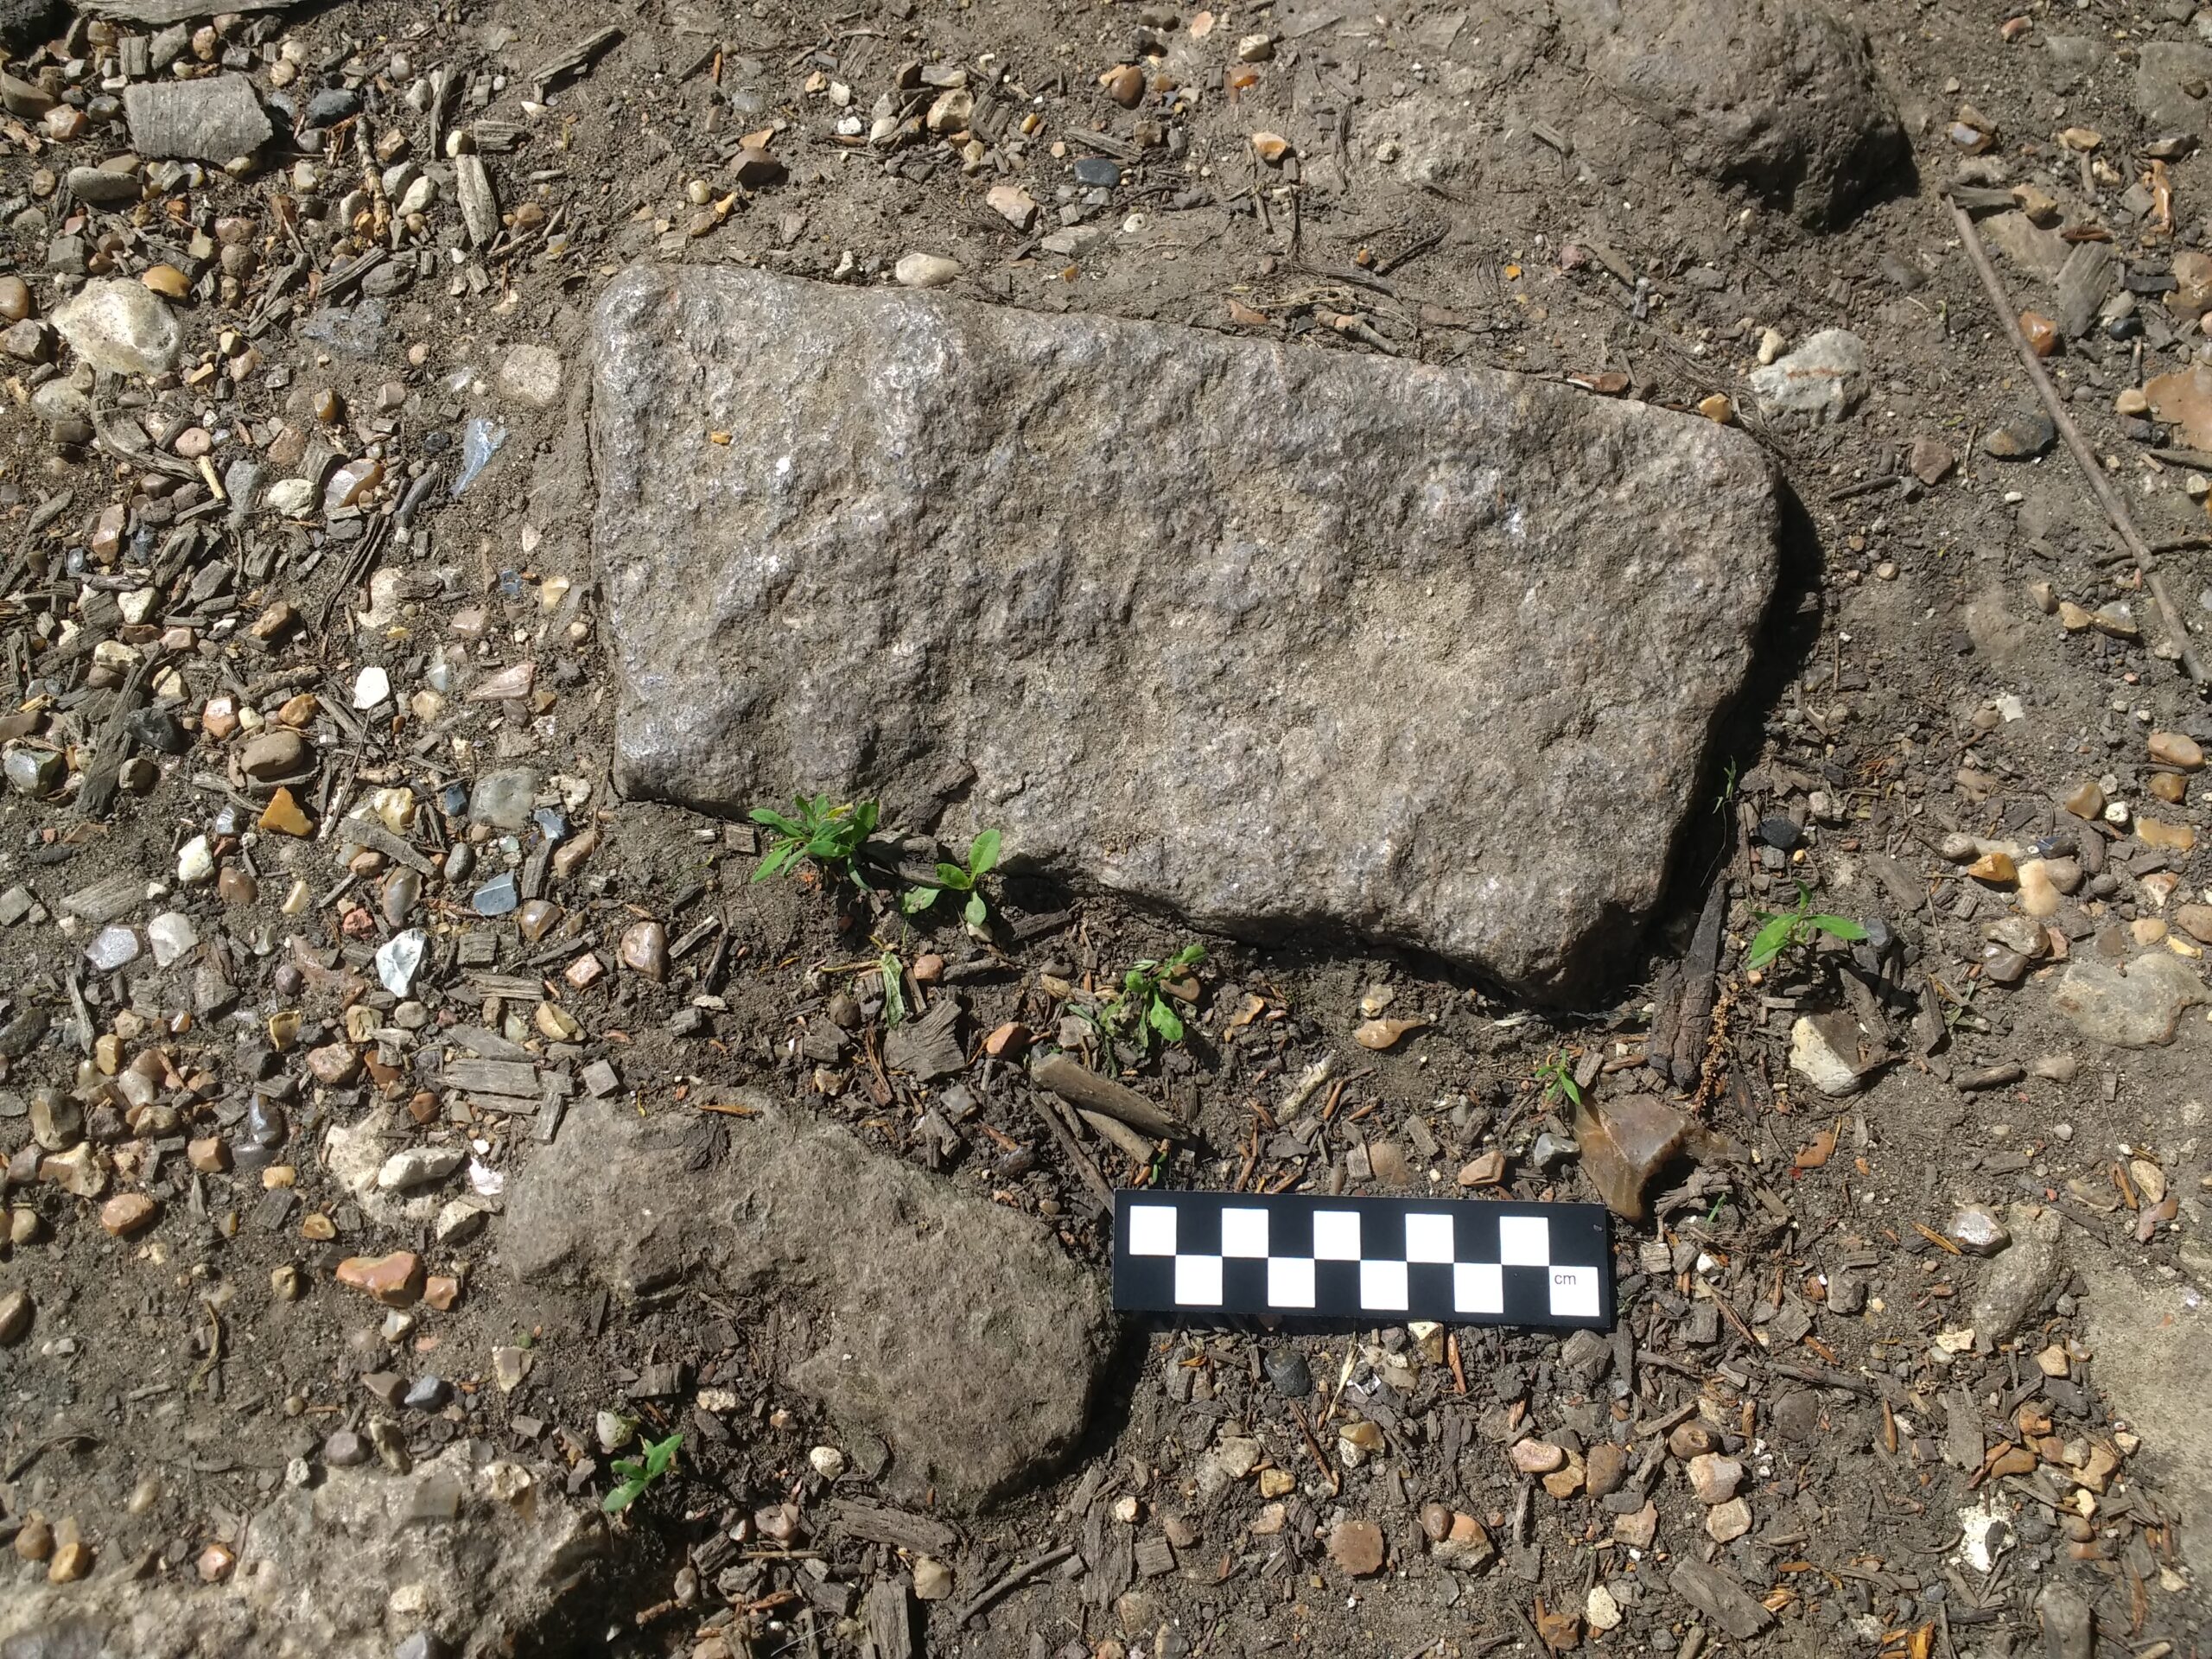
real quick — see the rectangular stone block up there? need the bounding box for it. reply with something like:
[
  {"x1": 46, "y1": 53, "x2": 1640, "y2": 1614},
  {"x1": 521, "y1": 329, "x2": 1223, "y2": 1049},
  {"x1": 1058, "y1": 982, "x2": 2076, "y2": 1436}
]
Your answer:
[{"x1": 593, "y1": 266, "x2": 1780, "y2": 996}]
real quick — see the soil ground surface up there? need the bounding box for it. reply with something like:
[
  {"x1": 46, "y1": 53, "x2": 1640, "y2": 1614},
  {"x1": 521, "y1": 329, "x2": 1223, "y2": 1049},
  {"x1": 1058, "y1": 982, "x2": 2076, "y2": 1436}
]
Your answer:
[{"x1": 2, "y1": 0, "x2": 2211, "y2": 1656}]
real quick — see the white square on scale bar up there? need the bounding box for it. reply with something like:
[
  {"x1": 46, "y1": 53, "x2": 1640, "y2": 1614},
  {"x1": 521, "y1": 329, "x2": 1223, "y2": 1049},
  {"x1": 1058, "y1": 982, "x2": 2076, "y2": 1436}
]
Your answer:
[
  {"x1": 1455, "y1": 1261, "x2": 1503, "y2": 1315},
  {"x1": 1404, "y1": 1212, "x2": 1455, "y2": 1263},
  {"x1": 1548, "y1": 1264, "x2": 1601, "y2": 1320},
  {"x1": 1312, "y1": 1210, "x2": 1362, "y2": 1260},
  {"x1": 1497, "y1": 1215, "x2": 1550, "y2": 1267},
  {"x1": 1175, "y1": 1254, "x2": 1224, "y2": 1306},
  {"x1": 1220, "y1": 1207, "x2": 1270, "y2": 1258},
  {"x1": 1126, "y1": 1205, "x2": 1178, "y2": 1256}
]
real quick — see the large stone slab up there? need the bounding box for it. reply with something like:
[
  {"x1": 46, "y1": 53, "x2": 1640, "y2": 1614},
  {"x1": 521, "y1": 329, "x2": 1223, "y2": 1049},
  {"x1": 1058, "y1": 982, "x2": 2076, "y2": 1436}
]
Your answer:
[
  {"x1": 503, "y1": 1090, "x2": 1111, "y2": 1510},
  {"x1": 594, "y1": 266, "x2": 1781, "y2": 996},
  {"x1": 0, "y1": 1447, "x2": 608, "y2": 1658}
]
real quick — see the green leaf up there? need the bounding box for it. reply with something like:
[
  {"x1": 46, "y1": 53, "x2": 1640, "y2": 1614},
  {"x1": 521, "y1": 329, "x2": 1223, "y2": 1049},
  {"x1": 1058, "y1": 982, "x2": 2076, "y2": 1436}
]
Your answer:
[
  {"x1": 749, "y1": 807, "x2": 802, "y2": 834},
  {"x1": 969, "y1": 829, "x2": 1001, "y2": 876},
  {"x1": 963, "y1": 891, "x2": 987, "y2": 928},
  {"x1": 1808, "y1": 914, "x2": 1868, "y2": 943},
  {"x1": 1558, "y1": 1071, "x2": 1582, "y2": 1107},
  {"x1": 643, "y1": 1432, "x2": 683, "y2": 1478},
  {"x1": 1744, "y1": 913, "x2": 1796, "y2": 970},
  {"x1": 610, "y1": 1458, "x2": 643, "y2": 1482},
  {"x1": 851, "y1": 800, "x2": 880, "y2": 836},
  {"x1": 935, "y1": 862, "x2": 973, "y2": 891},
  {"x1": 752, "y1": 843, "x2": 793, "y2": 883},
  {"x1": 1147, "y1": 998, "x2": 1185, "y2": 1044},
  {"x1": 602, "y1": 1478, "x2": 647, "y2": 1514},
  {"x1": 902, "y1": 887, "x2": 941, "y2": 915},
  {"x1": 1166, "y1": 943, "x2": 1207, "y2": 973}
]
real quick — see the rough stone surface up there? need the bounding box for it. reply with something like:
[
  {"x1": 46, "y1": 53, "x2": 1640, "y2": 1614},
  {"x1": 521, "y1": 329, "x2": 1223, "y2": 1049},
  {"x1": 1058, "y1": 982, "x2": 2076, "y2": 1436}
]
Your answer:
[
  {"x1": 594, "y1": 265, "x2": 1781, "y2": 997},
  {"x1": 124, "y1": 73, "x2": 272, "y2": 161},
  {"x1": 52, "y1": 278, "x2": 181, "y2": 378},
  {"x1": 2082, "y1": 1258, "x2": 2212, "y2": 1580},
  {"x1": 504, "y1": 1089, "x2": 1111, "y2": 1508},
  {"x1": 1748, "y1": 328, "x2": 1868, "y2": 423},
  {"x1": 2051, "y1": 953, "x2": 2207, "y2": 1047},
  {"x1": 1553, "y1": 0, "x2": 1907, "y2": 228},
  {"x1": 0, "y1": 1448, "x2": 607, "y2": 1657},
  {"x1": 2134, "y1": 42, "x2": 2212, "y2": 135},
  {"x1": 1970, "y1": 1203, "x2": 2062, "y2": 1346}
]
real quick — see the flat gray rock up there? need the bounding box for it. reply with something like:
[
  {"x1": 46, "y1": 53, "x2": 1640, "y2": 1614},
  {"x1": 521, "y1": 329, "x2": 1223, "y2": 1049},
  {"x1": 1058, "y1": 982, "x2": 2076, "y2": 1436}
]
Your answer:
[
  {"x1": 503, "y1": 1090, "x2": 1110, "y2": 1510},
  {"x1": 594, "y1": 265, "x2": 1781, "y2": 997},
  {"x1": 0, "y1": 1447, "x2": 607, "y2": 1658},
  {"x1": 124, "y1": 73, "x2": 271, "y2": 161}
]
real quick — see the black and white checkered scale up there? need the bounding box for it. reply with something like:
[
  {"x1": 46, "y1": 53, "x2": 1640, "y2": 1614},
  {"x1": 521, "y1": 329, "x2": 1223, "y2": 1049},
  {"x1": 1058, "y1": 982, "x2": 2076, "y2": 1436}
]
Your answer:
[{"x1": 1113, "y1": 1191, "x2": 1611, "y2": 1330}]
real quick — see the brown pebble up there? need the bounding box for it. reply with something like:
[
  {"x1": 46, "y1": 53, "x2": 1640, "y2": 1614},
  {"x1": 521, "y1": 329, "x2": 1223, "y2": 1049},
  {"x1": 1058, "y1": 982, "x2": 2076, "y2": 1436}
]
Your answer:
[
  {"x1": 619, "y1": 920, "x2": 668, "y2": 981},
  {"x1": 983, "y1": 1020, "x2": 1029, "y2": 1059},
  {"x1": 186, "y1": 1136, "x2": 229, "y2": 1173},
  {"x1": 1103, "y1": 64, "x2": 1145, "y2": 106},
  {"x1": 305, "y1": 1042, "x2": 359, "y2": 1085},
  {"x1": 912, "y1": 952, "x2": 944, "y2": 983},
  {"x1": 1669, "y1": 1420, "x2": 1720, "y2": 1459},
  {"x1": 1325, "y1": 1517, "x2": 1385, "y2": 1577},
  {"x1": 2150, "y1": 730, "x2": 2204, "y2": 771},
  {"x1": 335, "y1": 1250, "x2": 423, "y2": 1306},
  {"x1": 143, "y1": 264, "x2": 189, "y2": 299},
  {"x1": 1509, "y1": 1439, "x2": 1565, "y2": 1474},
  {"x1": 0, "y1": 1289, "x2": 31, "y2": 1345},
  {"x1": 47, "y1": 1539, "x2": 92, "y2": 1583},
  {"x1": 1584, "y1": 1441, "x2": 1627, "y2": 1497},
  {"x1": 258, "y1": 787, "x2": 312, "y2": 836},
  {"x1": 423, "y1": 1273, "x2": 460, "y2": 1312},
  {"x1": 13, "y1": 1515, "x2": 51, "y2": 1561},
  {"x1": 99, "y1": 1192, "x2": 157, "y2": 1236},
  {"x1": 2018, "y1": 310, "x2": 2059, "y2": 356}
]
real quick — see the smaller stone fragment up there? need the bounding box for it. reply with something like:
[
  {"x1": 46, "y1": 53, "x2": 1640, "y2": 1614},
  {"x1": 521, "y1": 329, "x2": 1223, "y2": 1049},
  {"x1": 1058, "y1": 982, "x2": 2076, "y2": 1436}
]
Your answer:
[
  {"x1": 1688, "y1": 1452, "x2": 1743, "y2": 1504},
  {"x1": 620, "y1": 921, "x2": 668, "y2": 981},
  {"x1": 1789, "y1": 1013, "x2": 1864, "y2": 1096},
  {"x1": 499, "y1": 345, "x2": 565, "y2": 410},
  {"x1": 100, "y1": 1192, "x2": 157, "y2": 1236},
  {"x1": 1325, "y1": 1518, "x2": 1385, "y2": 1577},
  {"x1": 125, "y1": 75, "x2": 271, "y2": 161},
  {"x1": 1574, "y1": 1094, "x2": 1688, "y2": 1221},
  {"x1": 1945, "y1": 1205, "x2": 2012, "y2": 1256},
  {"x1": 337, "y1": 1250, "x2": 425, "y2": 1306},
  {"x1": 1747, "y1": 329, "x2": 1866, "y2": 423},
  {"x1": 2052, "y1": 953, "x2": 2207, "y2": 1047},
  {"x1": 260, "y1": 788, "x2": 312, "y2": 836},
  {"x1": 1982, "y1": 410, "x2": 2056, "y2": 459},
  {"x1": 1705, "y1": 1497, "x2": 1752, "y2": 1542},
  {"x1": 894, "y1": 252, "x2": 961, "y2": 289},
  {"x1": 52, "y1": 279, "x2": 181, "y2": 378}
]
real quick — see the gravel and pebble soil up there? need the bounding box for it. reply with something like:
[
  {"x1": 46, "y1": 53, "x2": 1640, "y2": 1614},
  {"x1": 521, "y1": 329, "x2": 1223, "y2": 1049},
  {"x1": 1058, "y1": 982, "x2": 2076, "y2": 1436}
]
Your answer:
[{"x1": 2, "y1": 0, "x2": 2210, "y2": 1656}]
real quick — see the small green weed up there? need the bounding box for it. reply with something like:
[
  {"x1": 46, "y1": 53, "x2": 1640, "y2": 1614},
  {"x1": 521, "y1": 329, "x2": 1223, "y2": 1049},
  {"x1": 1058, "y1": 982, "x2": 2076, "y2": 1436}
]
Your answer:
[
  {"x1": 1744, "y1": 882, "x2": 1866, "y2": 971},
  {"x1": 749, "y1": 794, "x2": 880, "y2": 885},
  {"x1": 603, "y1": 1430, "x2": 683, "y2": 1515},
  {"x1": 1096, "y1": 944, "x2": 1206, "y2": 1052},
  {"x1": 902, "y1": 828, "x2": 1002, "y2": 927},
  {"x1": 1534, "y1": 1050, "x2": 1581, "y2": 1109}
]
